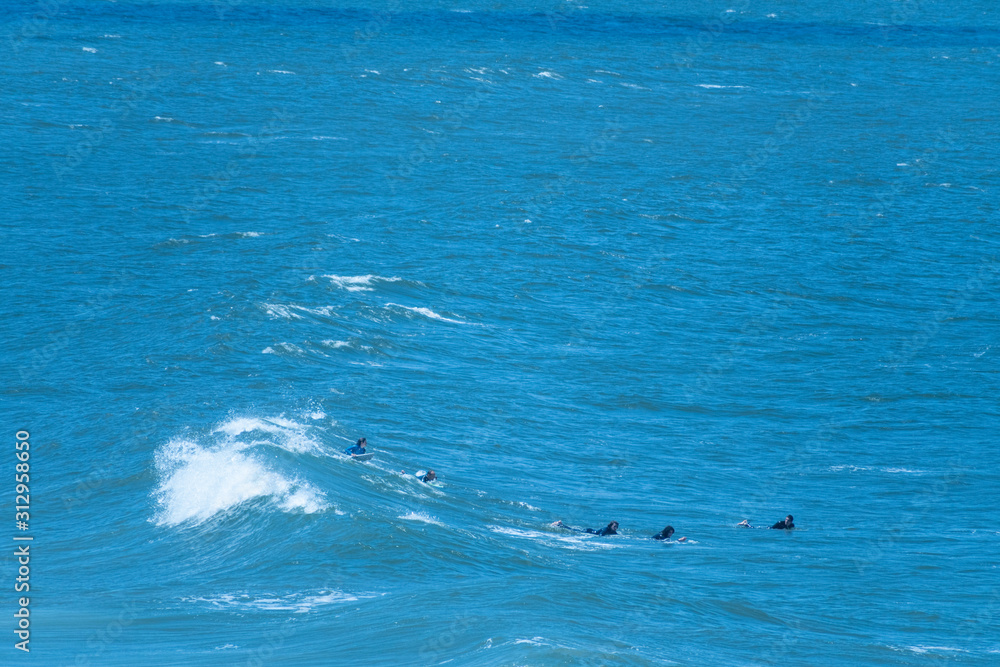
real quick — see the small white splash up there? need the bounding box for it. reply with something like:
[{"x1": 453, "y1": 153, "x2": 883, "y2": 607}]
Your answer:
[
  {"x1": 312, "y1": 136, "x2": 347, "y2": 141},
  {"x1": 385, "y1": 303, "x2": 471, "y2": 325},
  {"x1": 262, "y1": 303, "x2": 303, "y2": 320},
  {"x1": 215, "y1": 644, "x2": 238, "y2": 650},
  {"x1": 323, "y1": 274, "x2": 401, "y2": 292},
  {"x1": 102, "y1": 34, "x2": 121, "y2": 39},
  {"x1": 309, "y1": 411, "x2": 326, "y2": 420},
  {"x1": 400, "y1": 511, "x2": 444, "y2": 526},
  {"x1": 321, "y1": 340, "x2": 350, "y2": 348},
  {"x1": 240, "y1": 231, "x2": 262, "y2": 237},
  {"x1": 534, "y1": 71, "x2": 563, "y2": 79},
  {"x1": 214, "y1": 61, "x2": 227, "y2": 67},
  {"x1": 267, "y1": 69, "x2": 296, "y2": 75},
  {"x1": 210, "y1": 315, "x2": 220, "y2": 321},
  {"x1": 261, "y1": 342, "x2": 305, "y2": 355},
  {"x1": 184, "y1": 590, "x2": 371, "y2": 614},
  {"x1": 82, "y1": 47, "x2": 97, "y2": 53}
]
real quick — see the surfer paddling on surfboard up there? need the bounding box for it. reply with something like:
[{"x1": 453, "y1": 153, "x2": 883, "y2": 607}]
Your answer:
[
  {"x1": 738, "y1": 515, "x2": 794, "y2": 530},
  {"x1": 344, "y1": 437, "x2": 368, "y2": 456},
  {"x1": 652, "y1": 525, "x2": 687, "y2": 542},
  {"x1": 400, "y1": 469, "x2": 437, "y2": 483},
  {"x1": 551, "y1": 520, "x2": 619, "y2": 536}
]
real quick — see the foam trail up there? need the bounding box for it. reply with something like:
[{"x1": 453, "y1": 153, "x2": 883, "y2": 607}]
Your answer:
[
  {"x1": 385, "y1": 303, "x2": 474, "y2": 324},
  {"x1": 323, "y1": 274, "x2": 401, "y2": 292}
]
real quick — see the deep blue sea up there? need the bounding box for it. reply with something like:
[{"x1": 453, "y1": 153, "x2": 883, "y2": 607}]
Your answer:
[{"x1": 3, "y1": 1, "x2": 999, "y2": 665}]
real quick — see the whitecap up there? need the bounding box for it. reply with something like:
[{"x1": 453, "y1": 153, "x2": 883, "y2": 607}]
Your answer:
[
  {"x1": 384, "y1": 303, "x2": 473, "y2": 325},
  {"x1": 152, "y1": 438, "x2": 327, "y2": 526},
  {"x1": 323, "y1": 274, "x2": 401, "y2": 292},
  {"x1": 262, "y1": 303, "x2": 303, "y2": 319},
  {"x1": 321, "y1": 340, "x2": 350, "y2": 348},
  {"x1": 488, "y1": 526, "x2": 624, "y2": 550},
  {"x1": 400, "y1": 511, "x2": 444, "y2": 526},
  {"x1": 82, "y1": 47, "x2": 97, "y2": 53},
  {"x1": 534, "y1": 71, "x2": 563, "y2": 79},
  {"x1": 267, "y1": 69, "x2": 296, "y2": 75},
  {"x1": 183, "y1": 590, "x2": 372, "y2": 614}
]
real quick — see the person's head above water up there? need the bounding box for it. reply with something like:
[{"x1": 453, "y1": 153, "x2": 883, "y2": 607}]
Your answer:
[
  {"x1": 785, "y1": 515, "x2": 794, "y2": 525},
  {"x1": 607, "y1": 521, "x2": 619, "y2": 532},
  {"x1": 356, "y1": 438, "x2": 367, "y2": 448},
  {"x1": 662, "y1": 526, "x2": 675, "y2": 539},
  {"x1": 424, "y1": 470, "x2": 436, "y2": 482}
]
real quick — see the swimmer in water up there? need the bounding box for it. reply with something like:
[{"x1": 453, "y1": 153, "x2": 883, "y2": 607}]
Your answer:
[
  {"x1": 551, "y1": 520, "x2": 619, "y2": 536},
  {"x1": 344, "y1": 437, "x2": 367, "y2": 456},
  {"x1": 652, "y1": 525, "x2": 687, "y2": 542},
  {"x1": 738, "y1": 514, "x2": 794, "y2": 530},
  {"x1": 400, "y1": 469, "x2": 437, "y2": 483}
]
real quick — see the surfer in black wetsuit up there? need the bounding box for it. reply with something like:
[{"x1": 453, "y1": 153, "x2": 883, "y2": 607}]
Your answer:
[
  {"x1": 552, "y1": 520, "x2": 619, "y2": 536},
  {"x1": 399, "y1": 469, "x2": 436, "y2": 482},
  {"x1": 344, "y1": 437, "x2": 367, "y2": 456},
  {"x1": 738, "y1": 514, "x2": 794, "y2": 530},
  {"x1": 652, "y1": 525, "x2": 687, "y2": 542}
]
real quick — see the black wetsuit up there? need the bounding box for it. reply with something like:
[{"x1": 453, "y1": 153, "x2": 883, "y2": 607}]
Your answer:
[
  {"x1": 652, "y1": 530, "x2": 673, "y2": 541},
  {"x1": 559, "y1": 523, "x2": 618, "y2": 536},
  {"x1": 770, "y1": 520, "x2": 794, "y2": 530}
]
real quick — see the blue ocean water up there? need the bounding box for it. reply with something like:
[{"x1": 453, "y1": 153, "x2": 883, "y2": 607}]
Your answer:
[{"x1": 3, "y1": 1, "x2": 999, "y2": 664}]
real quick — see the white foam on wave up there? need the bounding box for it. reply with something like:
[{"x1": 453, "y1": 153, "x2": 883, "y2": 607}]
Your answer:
[
  {"x1": 534, "y1": 71, "x2": 563, "y2": 79},
  {"x1": 488, "y1": 526, "x2": 624, "y2": 550},
  {"x1": 292, "y1": 305, "x2": 336, "y2": 317},
  {"x1": 267, "y1": 69, "x2": 296, "y2": 75},
  {"x1": 696, "y1": 84, "x2": 749, "y2": 89},
  {"x1": 153, "y1": 439, "x2": 327, "y2": 526},
  {"x1": 312, "y1": 136, "x2": 347, "y2": 141},
  {"x1": 82, "y1": 47, "x2": 97, "y2": 53},
  {"x1": 152, "y1": 415, "x2": 331, "y2": 526},
  {"x1": 321, "y1": 340, "x2": 350, "y2": 348},
  {"x1": 183, "y1": 590, "x2": 373, "y2": 614},
  {"x1": 262, "y1": 342, "x2": 305, "y2": 355},
  {"x1": 399, "y1": 511, "x2": 444, "y2": 526},
  {"x1": 323, "y1": 274, "x2": 401, "y2": 292},
  {"x1": 262, "y1": 303, "x2": 303, "y2": 319},
  {"x1": 385, "y1": 303, "x2": 474, "y2": 325}
]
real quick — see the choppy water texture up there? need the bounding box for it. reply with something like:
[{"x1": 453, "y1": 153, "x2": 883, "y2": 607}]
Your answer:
[{"x1": 3, "y1": 1, "x2": 1000, "y2": 665}]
